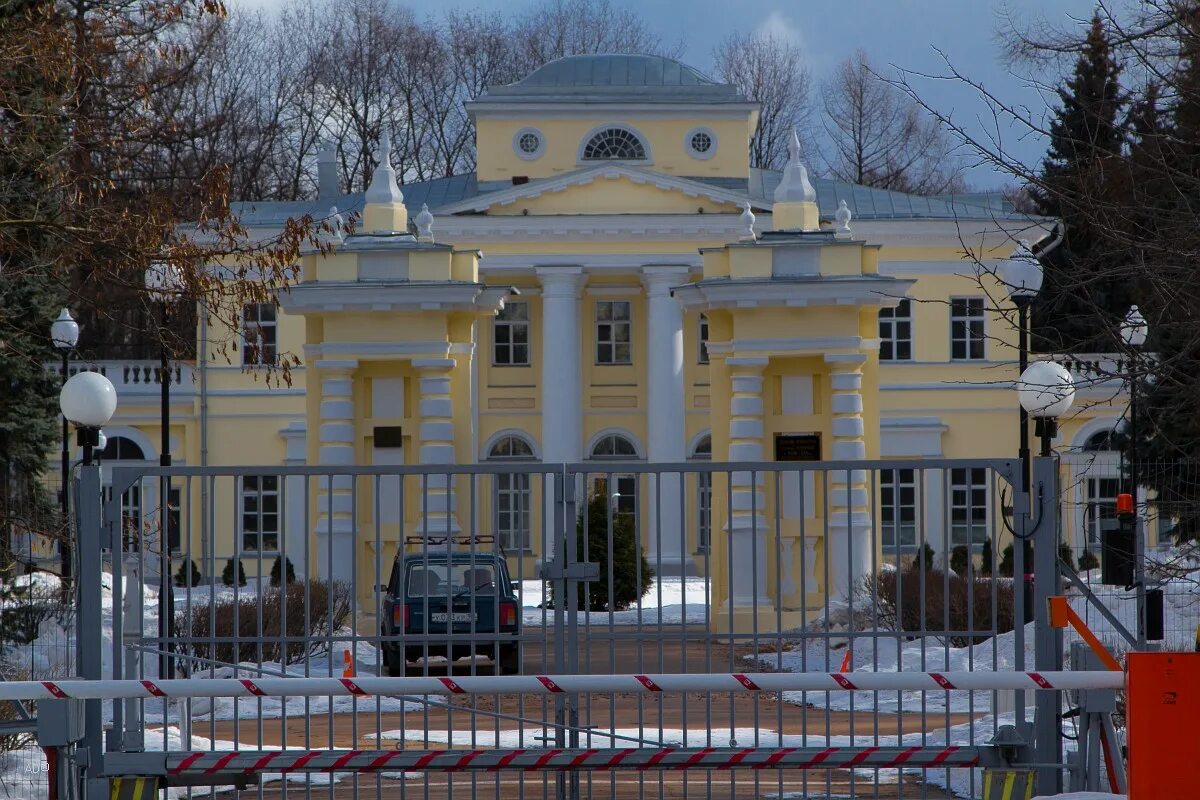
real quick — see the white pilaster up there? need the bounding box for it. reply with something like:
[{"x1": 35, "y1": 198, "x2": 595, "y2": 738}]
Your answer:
[
  {"x1": 643, "y1": 266, "x2": 690, "y2": 575},
  {"x1": 536, "y1": 267, "x2": 586, "y2": 557},
  {"x1": 314, "y1": 359, "x2": 357, "y2": 586},
  {"x1": 725, "y1": 357, "x2": 771, "y2": 608},
  {"x1": 413, "y1": 358, "x2": 460, "y2": 536},
  {"x1": 825, "y1": 353, "x2": 872, "y2": 600},
  {"x1": 280, "y1": 420, "x2": 307, "y2": 577}
]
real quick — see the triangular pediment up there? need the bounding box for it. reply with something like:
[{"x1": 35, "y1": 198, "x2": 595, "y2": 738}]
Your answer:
[{"x1": 436, "y1": 164, "x2": 766, "y2": 216}]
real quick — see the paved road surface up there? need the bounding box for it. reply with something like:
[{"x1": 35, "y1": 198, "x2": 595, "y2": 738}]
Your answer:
[{"x1": 158, "y1": 625, "x2": 975, "y2": 799}]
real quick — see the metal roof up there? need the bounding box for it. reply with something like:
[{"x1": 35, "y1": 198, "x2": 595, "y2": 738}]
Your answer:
[
  {"x1": 231, "y1": 168, "x2": 1029, "y2": 227},
  {"x1": 472, "y1": 54, "x2": 748, "y2": 104}
]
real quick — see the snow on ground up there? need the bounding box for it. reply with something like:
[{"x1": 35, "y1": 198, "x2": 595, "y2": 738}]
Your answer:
[
  {"x1": 1032, "y1": 795, "x2": 1125, "y2": 800},
  {"x1": 517, "y1": 577, "x2": 710, "y2": 625}
]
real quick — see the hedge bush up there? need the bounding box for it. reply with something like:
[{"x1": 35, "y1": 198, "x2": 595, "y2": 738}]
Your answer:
[
  {"x1": 999, "y1": 544, "x2": 1015, "y2": 577},
  {"x1": 1058, "y1": 543, "x2": 1075, "y2": 571},
  {"x1": 269, "y1": 556, "x2": 295, "y2": 587},
  {"x1": 870, "y1": 562, "x2": 1015, "y2": 647},
  {"x1": 175, "y1": 580, "x2": 352, "y2": 666},
  {"x1": 979, "y1": 538, "x2": 994, "y2": 574},
  {"x1": 950, "y1": 545, "x2": 970, "y2": 576},
  {"x1": 174, "y1": 559, "x2": 202, "y2": 588},
  {"x1": 221, "y1": 558, "x2": 246, "y2": 587},
  {"x1": 1078, "y1": 549, "x2": 1100, "y2": 572}
]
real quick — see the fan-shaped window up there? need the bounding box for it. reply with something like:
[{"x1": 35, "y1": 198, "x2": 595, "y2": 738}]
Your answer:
[
  {"x1": 582, "y1": 128, "x2": 647, "y2": 161},
  {"x1": 100, "y1": 436, "x2": 146, "y2": 461},
  {"x1": 590, "y1": 434, "x2": 638, "y2": 459},
  {"x1": 487, "y1": 435, "x2": 535, "y2": 551},
  {"x1": 1083, "y1": 429, "x2": 1119, "y2": 452}
]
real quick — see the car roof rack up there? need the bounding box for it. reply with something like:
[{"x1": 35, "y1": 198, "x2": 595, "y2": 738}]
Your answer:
[{"x1": 403, "y1": 534, "x2": 496, "y2": 547}]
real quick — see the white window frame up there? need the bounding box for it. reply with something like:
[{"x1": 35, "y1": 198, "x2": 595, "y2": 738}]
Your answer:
[
  {"x1": 949, "y1": 297, "x2": 985, "y2": 361},
  {"x1": 589, "y1": 434, "x2": 640, "y2": 522},
  {"x1": 242, "y1": 303, "x2": 278, "y2": 366},
  {"x1": 595, "y1": 300, "x2": 632, "y2": 365},
  {"x1": 949, "y1": 467, "x2": 990, "y2": 546},
  {"x1": 512, "y1": 127, "x2": 544, "y2": 161},
  {"x1": 576, "y1": 124, "x2": 652, "y2": 164},
  {"x1": 685, "y1": 126, "x2": 718, "y2": 160},
  {"x1": 493, "y1": 302, "x2": 530, "y2": 367},
  {"x1": 487, "y1": 436, "x2": 535, "y2": 553},
  {"x1": 691, "y1": 435, "x2": 712, "y2": 553},
  {"x1": 240, "y1": 475, "x2": 280, "y2": 553},
  {"x1": 880, "y1": 468, "x2": 918, "y2": 550},
  {"x1": 879, "y1": 299, "x2": 913, "y2": 362},
  {"x1": 1084, "y1": 476, "x2": 1121, "y2": 547},
  {"x1": 698, "y1": 313, "x2": 710, "y2": 365}
]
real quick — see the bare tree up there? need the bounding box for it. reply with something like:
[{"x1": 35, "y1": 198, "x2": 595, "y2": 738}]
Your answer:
[
  {"x1": 821, "y1": 49, "x2": 967, "y2": 195},
  {"x1": 712, "y1": 31, "x2": 812, "y2": 170},
  {"x1": 511, "y1": 0, "x2": 681, "y2": 73}
]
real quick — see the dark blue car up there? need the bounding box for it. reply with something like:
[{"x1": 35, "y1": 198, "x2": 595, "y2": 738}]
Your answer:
[{"x1": 380, "y1": 552, "x2": 522, "y2": 675}]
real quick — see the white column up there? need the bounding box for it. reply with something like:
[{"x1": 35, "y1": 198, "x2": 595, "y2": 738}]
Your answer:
[
  {"x1": 537, "y1": 267, "x2": 586, "y2": 559},
  {"x1": 825, "y1": 354, "x2": 872, "y2": 600},
  {"x1": 314, "y1": 360, "x2": 357, "y2": 586},
  {"x1": 413, "y1": 358, "x2": 460, "y2": 537},
  {"x1": 643, "y1": 266, "x2": 690, "y2": 575},
  {"x1": 280, "y1": 420, "x2": 307, "y2": 577},
  {"x1": 725, "y1": 357, "x2": 771, "y2": 608}
]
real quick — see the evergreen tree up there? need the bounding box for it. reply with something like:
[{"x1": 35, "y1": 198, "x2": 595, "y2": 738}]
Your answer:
[{"x1": 1031, "y1": 12, "x2": 1129, "y2": 352}]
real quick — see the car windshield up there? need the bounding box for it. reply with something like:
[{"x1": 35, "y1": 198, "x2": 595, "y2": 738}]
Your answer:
[{"x1": 406, "y1": 563, "x2": 497, "y2": 599}]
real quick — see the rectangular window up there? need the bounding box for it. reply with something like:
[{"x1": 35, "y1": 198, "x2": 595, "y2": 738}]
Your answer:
[
  {"x1": 591, "y1": 475, "x2": 637, "y2": 521},
  {"x1": 243, "y1": 303, "x2": 278, "y2": 366},
  {"x1": 950, "y1": 297, "x2": 985, "y2": 361},
  {"x1": 493, "y1": 302, "x2": 530, "y2": 366},
  {"x1": 1085, "y1": 477, "x2": 1121, "y2": 546},
  {"x1": 879, "y1": 300, "x2": 912, "y2": 361},
  {"x1": 240, "y1": 475, "x2": 279, "y2": 552},
  {"x1": 950, "y1": 467, "x2": 989, "y2": 546},
  {"x1": 880, "y1": 468, "x2": 917, "y2": 549},
  {"x1": 495, "y1": 473, "x2": 532, "y2": 552},
  {"x1": 698, "y1": 313, "x2": 710, "y2": 365},
  {"x1": 595, "y1": 301, "x2": 632, "y2": 365},
  {"x1": 697, "y1": 473, "x2": 711, "y2": 553}
]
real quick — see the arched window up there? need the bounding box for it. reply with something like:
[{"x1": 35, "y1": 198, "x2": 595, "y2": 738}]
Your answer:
[
  {"x1": 589, "y1": 433, "x2": 639, "y2": 519},
  {"x1": 488, "y1": 435, "x2": 535, "y2": 552},
  {"x1": 691, "y1": 435, "x2": 712, "y2": 553},
  {"x1": 100, "y1": 436, "x2": 146, "y2": 461},
  {"x1": 1081, "y1": 427, "x2": 1121, "y2": 546},
  {"x1": 581, "y1": 128, "x2": 647, "y2": 161}
]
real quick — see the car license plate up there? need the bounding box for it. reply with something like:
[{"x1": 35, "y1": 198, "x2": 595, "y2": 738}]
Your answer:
[{"x1": 431, "y1": 612, "x2": 473, "y2": 623}]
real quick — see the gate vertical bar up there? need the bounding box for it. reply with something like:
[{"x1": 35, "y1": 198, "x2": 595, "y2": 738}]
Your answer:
[
  {"x1": 552, "y1": 467, "x2": 567, "y2": 800},
  {"x1": 1033, "y1": 453, "x2": 1064, "y2": 795},
  {"x1": 77, "y1": 463, "x2": 105, "y2": 797},
  {"x1": 563, "y1": 468, "x2": 581, "y2": 800}
]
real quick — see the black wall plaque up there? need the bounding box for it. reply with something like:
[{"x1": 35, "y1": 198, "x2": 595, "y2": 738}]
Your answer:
[
  {"x1": 774, "y1": 433, "x2": 821, "y2": 462},
  {"x1": 373, "y1": 426, "x2": 404, "y2": 448}
]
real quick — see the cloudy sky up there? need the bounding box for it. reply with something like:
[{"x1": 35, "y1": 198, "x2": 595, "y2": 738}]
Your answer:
[{"x1": 235, "y1": 0, "x2": 1101, "y2": 189}]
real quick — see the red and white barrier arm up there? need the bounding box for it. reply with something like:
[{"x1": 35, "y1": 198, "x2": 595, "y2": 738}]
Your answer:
[
  {"x1": 163, "y1": 745, "x2": 983, "y2": 775},
  {"x1": 23, "y1": 671, "x2": 1120, "y2": 701}
]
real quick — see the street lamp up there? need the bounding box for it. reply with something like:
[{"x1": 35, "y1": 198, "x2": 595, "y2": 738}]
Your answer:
[
  {"x1": 998, "y1": 241, "x2": 1043, "y2": 622},
  {"x1": 51, "y1": 309, "x2": 80, "y2": 582},
  {"x1": 1017, "y1": 360, "x2": 1076, "y2": 456},
  {"x1": 145, "y1": 262, "x2": 183, "y2": 680},
  {"x1": 59, "y1": 371, "x2": 117, "y2": 466},
  {"x1": 1119, "y1": 305, "x2": 1148, "y2": 500}
]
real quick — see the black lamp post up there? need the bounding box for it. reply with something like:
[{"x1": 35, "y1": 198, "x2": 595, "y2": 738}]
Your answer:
[
  {"x1": 1119, "y1": 305, "x2": 1148, "y2": 502},
  {"x1": 51, "y1": 309, "x2": 80, "y2": 583},
  {"x1": 146, "y1": 262, "x2": 183, "y2": 680},
  {"x1": 998, "y1": 241, "x2": 1044, "y2": 621}
]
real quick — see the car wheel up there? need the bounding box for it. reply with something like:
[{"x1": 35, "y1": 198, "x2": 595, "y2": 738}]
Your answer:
[{"x1": 499, "y1": 644, "x2": 521, "y2": 675}]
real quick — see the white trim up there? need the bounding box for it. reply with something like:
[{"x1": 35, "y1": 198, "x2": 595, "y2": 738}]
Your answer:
[
  {"x1": 481, "y1": 428, "x2": 542, "y2": 461},
  {"x1": 685, "y1": 127, "x2": 718, "y2": 160},
  {"x1": 687, "y1": 429, "x2": 713, "y2": 457},
  {"x1": 672, "y1": 277, "x2": 916, "y2": 312},
  {"x1": 576, "y1": 123, "x2": 653, "y2": 165},
  {"x1": 482, "y1": 253, "x2": 703, "y2": 272},
  {"x1": 466, "y1": 102, "x2": 762, "y2": 120},
  {"x1": 513, "y1": 127, "x2": 545, "y2": 161},
  {"x1": 436, "y1": 165, "x2": 758, "y2": 216},
  {"x1": 585, "y1": 428, "x2": 645, "y2": 460},
  {"x1": 1069, "y1": 416, "x2": 1123, "y2": 451},
  {"x1": 93, "y1": 426, "x2": 158, "y2": 462},
  {"x1": 280, "y1": 283, "x2": 512, "y2": 314}
]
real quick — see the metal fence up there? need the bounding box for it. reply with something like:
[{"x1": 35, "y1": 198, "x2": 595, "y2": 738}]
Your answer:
[{"x1": 61, "y1": 457, "x2": 1070, "y2": 799}]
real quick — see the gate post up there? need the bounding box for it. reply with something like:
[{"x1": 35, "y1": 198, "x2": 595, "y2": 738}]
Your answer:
[
  {"x1": 1032, "y1": 454, "x2": 1064, "y2": 795},
  {"x1": 76, "y1": 464, "x2": 107, "y2": 797}
]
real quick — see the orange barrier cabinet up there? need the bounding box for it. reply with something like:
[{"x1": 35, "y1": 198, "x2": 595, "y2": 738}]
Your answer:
[{"x1": 1126, "y1": 652, "x2": 1200, "y2": 799}]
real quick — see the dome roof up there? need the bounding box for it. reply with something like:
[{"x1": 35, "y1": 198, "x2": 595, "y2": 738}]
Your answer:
[
  {"x1": 518, "y1": 54, "x2": 716, "y2": 88},
  {"x1": 473, "y1": 54, "x2": 750, "y2": 105}
]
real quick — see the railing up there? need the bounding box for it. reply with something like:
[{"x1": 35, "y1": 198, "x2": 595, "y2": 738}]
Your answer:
[{"x1": 45, "y1": 359, "x2": 194, "y2": 393}]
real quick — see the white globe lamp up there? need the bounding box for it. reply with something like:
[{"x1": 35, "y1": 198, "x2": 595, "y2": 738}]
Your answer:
[{"x1": 1018, "y1": 360, "x2": 1075, "y2": 454}]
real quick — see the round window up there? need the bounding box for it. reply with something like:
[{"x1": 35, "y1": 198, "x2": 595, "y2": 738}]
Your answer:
[
  {"x1": 519, "y1": 133, "x2": 540, "y2": 153},
  {"x1": 513, "y1": 128, "x2": 544, "y2": 160},
  {"x1": 685, "y1": 127, "x2": 717, "y2": 160}
]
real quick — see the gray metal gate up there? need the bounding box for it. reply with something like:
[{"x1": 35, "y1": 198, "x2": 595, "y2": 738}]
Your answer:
[{"x1": 63, "y1": 457, "x2": 1083, "y2": 799}]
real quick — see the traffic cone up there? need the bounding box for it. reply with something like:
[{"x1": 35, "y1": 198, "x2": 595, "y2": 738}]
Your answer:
[
  {"x1": 342, "y1": 648, "x2": 354, "y2": 678},
  {"x1": 838, "y1": 649, "x2": 852, "y2": 673}
]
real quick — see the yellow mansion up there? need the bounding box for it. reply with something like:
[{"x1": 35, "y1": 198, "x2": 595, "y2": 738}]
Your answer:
[{"x1": 80, "y1": 55, "x2": 1139, "y2": 615}]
